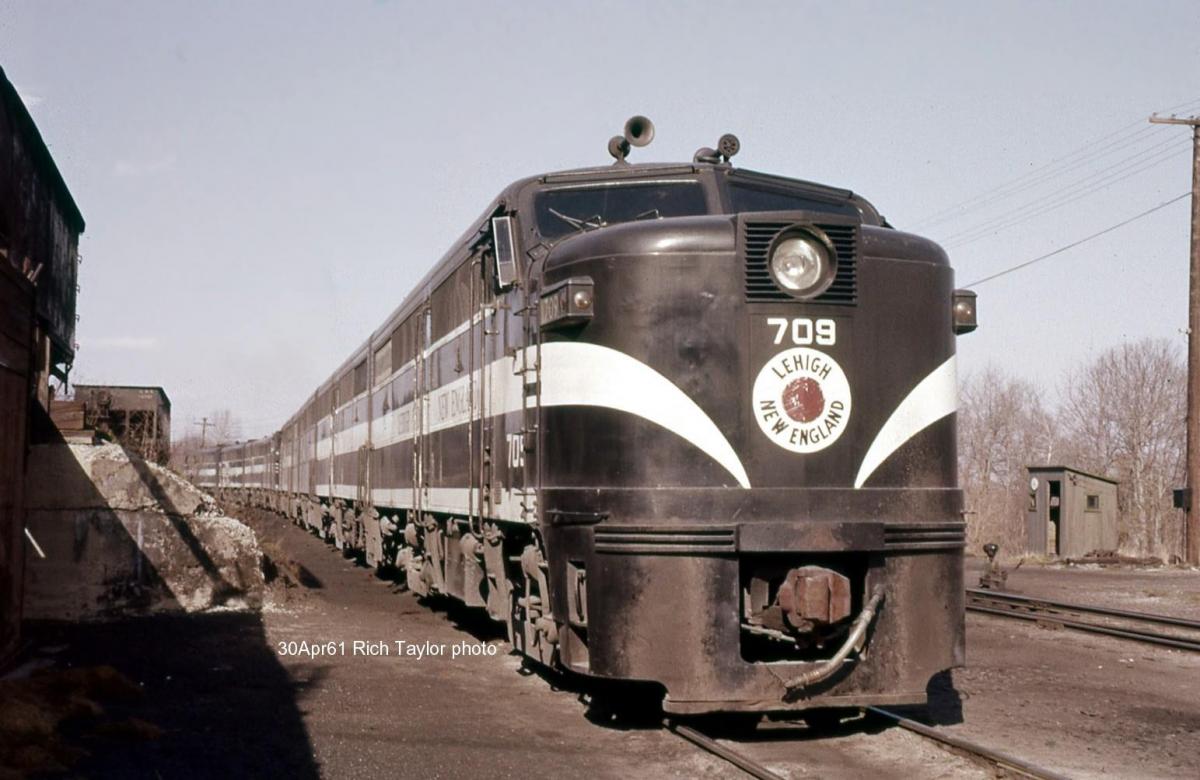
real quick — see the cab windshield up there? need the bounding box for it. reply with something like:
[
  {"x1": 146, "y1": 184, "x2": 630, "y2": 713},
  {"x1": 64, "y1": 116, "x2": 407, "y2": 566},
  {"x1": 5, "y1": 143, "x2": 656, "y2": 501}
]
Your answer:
[
  {"x1": 727, "y1": 181, "x2": 860, "y2": 218},
  {"x1": 534, "y1": 181, "x2": 708, "y2": 240}
]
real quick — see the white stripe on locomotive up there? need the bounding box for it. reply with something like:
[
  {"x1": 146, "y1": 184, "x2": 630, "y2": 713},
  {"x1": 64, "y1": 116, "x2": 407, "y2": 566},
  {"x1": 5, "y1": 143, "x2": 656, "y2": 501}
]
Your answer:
[{"x1": 853, "y1": 355, "x2": 957, "y2": 489}]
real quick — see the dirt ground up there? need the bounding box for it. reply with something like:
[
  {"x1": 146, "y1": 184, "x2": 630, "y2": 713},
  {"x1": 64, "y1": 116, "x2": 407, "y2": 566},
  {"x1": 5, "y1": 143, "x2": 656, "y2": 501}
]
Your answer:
[
  {"x1": 217, "y1": 508, "x2": 989, "y2": 780},
  {"x1": 947, "y1": 557, "x2": 1200, "y2": 778},
  {"x1": 965, "y1": 555, "x2": 1200, "y2": 617},
  {"x1": 7, "y1": 510, "x2": 983, "y2": 780},
  {"x1": 6, "y1": 518, "x2": 1199, "y2": 778}
]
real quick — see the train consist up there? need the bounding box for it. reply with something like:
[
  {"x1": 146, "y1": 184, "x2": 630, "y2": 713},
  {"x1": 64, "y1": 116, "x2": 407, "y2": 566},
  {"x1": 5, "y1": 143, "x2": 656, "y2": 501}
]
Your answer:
[{"x1": 195, "y1": 118, "x2": 978, "y2": 714}]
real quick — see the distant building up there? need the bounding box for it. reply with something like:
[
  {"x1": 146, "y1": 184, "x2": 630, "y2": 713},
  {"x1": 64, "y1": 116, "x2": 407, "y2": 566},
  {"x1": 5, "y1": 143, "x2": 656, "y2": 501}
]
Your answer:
[
  {"x1": 68, "y1": 385, "x2": 172, "y2": 464},
  {"x1": 1025, "y1": 466, "x2": 1119, "y2": 557}
]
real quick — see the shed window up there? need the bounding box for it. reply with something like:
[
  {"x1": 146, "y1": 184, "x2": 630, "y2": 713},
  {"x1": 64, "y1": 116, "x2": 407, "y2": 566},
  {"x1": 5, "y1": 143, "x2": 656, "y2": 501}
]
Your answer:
[{"x1": 1086, "y1": 494, "x2": 1100, "y2": 512}]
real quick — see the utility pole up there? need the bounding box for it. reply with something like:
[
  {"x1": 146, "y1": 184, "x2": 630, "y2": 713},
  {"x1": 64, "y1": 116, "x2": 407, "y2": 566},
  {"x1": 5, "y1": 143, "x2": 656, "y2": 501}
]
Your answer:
[
  {"x1": 194, "y1": 417, "x2": 212, "y2": 448},
  {"x1": 1150, "y1": 112, "x2": 1200, "y2": 564}
]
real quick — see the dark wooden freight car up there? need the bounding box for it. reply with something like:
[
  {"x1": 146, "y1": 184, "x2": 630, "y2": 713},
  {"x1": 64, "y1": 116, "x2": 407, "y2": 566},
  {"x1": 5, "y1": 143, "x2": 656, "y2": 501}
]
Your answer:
[{"x1": 0, "y1": 64, "x2": 85, "y2": 666}]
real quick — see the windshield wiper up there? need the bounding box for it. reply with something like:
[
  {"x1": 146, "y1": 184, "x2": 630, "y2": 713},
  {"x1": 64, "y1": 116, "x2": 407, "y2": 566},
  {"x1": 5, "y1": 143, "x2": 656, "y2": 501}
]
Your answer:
[
  {"x1": 634, "y1": 208, "x2": 661, "y2": 221},
  {"x1": 548, "y1": 207, "x2": 604, "y2": 233}
]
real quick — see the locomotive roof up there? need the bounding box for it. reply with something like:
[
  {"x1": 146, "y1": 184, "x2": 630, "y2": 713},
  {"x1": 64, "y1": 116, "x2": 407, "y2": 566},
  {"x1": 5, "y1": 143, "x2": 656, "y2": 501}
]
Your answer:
[
  {"x1": 286, "y1": 160, "x2": 874, "y2": 430},
  {"x1": 387, "y1": 159, "x2": 870, "y2": 316},
  {"x1": 525, "y1": 160, "x2": 858, "y2": 200}
]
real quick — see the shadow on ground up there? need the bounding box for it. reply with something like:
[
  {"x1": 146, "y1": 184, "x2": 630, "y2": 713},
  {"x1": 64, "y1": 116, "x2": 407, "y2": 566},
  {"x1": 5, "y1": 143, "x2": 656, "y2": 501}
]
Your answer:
[
  {"x1": 921, "y1": 669, "x2": 964, "y2": 725},
  {"x1": 23, "y1": 612, "x2": 322, "y2": 779}
]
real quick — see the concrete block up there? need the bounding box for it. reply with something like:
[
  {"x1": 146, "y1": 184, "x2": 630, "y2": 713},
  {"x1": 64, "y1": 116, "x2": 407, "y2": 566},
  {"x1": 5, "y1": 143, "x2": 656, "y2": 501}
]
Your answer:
[{"x1": 23, "y1": 444, "x2": 263, "y2": 619}]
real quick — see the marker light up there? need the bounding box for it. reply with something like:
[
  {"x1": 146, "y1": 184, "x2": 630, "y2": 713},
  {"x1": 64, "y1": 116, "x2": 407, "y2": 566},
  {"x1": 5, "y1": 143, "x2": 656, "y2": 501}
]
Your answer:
[
  {"x1": 768, "y1": 229, "x2": 837, "y2": 299},
  {"x1": 539, "y1": 276, "x2": 595, "y2": 331},
  {"x1": 952, "y1": 289, "x2": 978, "y2": 334}
]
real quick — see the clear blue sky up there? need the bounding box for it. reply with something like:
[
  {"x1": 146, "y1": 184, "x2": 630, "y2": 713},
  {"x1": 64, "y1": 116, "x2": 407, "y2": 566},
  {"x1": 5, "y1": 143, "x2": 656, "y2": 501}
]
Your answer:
[{"x1": 3, "y1": 1, "x2": 1198, "y2": 439}]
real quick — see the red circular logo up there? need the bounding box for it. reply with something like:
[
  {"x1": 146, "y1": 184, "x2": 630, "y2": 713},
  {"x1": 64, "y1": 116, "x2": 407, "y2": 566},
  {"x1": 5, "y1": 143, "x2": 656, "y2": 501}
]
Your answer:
[{"x1": 782, "y1": 377, "x2": 825, "y2": 423}]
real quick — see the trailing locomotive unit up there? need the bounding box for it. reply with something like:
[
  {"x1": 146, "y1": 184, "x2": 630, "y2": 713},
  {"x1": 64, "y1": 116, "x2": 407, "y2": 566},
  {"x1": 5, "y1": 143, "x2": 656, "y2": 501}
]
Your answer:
[{"x1": 196, "y1": 117, "x2": 978, "y2": 714}]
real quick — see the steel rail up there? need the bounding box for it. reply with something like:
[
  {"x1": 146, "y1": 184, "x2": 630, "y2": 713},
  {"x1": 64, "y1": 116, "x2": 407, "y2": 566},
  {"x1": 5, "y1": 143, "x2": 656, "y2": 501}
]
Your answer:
[
  {"x1": 967, "y1": 603, "x2": 1200, "y2": 652},
  {"x1": 867, "y1": 707, "x2": 1070, "y2": 780},
  {"x1": 664, "y1": 720, "x2": 785, "y2": 780},
  {"x1": 966, "y1": 587, "x2": 1200, "y2": 631},
  {"x1": 668, "y1": 710, "x2": 1065, "y2": 780},
  {"x1": 967, "y1": 590, "x2": 1200, "y2": 652}
]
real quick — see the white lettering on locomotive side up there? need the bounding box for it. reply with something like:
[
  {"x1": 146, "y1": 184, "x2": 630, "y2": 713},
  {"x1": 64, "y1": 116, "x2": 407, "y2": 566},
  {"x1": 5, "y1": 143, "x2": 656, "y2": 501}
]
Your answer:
[
  {"x1": 506, "y1": 432, "x2": 525, "y2": 469},
  {"x1": 752, "y1": 347, "x2": 852, "y2": 454},
  {"x1": 766, "y1": 317, "x2": 836, "y2": 346}
]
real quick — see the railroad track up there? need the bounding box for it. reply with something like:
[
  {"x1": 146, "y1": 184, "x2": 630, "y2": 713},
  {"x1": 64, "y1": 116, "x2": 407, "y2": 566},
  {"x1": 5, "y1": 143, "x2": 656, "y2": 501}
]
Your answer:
[
  {"x1": 666, "y1": 708, "x2": 1067, "y2": 779},
  {"x1": 966, "y1": 588, "x2": 1200, "y2": 652}
]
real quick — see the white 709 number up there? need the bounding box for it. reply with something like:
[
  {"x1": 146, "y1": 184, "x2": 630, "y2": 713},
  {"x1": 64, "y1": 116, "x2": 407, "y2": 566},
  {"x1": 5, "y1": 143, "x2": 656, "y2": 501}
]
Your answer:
[{"x1": 768, "y1": 317, "x2": 836, "y2": 346}]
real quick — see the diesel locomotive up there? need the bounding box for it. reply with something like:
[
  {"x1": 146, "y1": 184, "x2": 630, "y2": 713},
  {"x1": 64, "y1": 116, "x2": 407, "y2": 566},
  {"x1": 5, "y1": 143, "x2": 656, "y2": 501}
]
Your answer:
[{"x1": 195, "y1": 117, "x2": 978, "y2": 714}]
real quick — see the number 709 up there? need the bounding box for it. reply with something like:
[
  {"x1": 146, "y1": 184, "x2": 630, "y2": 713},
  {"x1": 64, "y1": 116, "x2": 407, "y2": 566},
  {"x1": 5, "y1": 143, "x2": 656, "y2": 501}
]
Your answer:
[{"x1": 768, "y1": 317, "x2": 836, "y2": 346}]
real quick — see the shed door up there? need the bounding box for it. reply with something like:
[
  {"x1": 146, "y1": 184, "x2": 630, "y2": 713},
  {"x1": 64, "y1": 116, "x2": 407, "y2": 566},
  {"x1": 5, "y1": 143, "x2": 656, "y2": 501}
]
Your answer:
[{"x1": 1047, "y1": 480, "x2": 1061, "y2": 556}]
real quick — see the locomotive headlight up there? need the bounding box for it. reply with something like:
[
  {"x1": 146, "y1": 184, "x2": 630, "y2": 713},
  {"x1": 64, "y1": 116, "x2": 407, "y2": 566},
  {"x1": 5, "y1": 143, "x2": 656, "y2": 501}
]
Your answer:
[{"x1": 768, "y1": 229, "x2": 837, "y2": 299}]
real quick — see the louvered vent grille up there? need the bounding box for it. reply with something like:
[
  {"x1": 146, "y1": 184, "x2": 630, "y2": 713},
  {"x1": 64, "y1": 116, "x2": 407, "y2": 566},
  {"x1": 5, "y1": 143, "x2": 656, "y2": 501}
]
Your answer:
[{"x1": 743, "y1": 221, "x2": 858, "y2": 304}]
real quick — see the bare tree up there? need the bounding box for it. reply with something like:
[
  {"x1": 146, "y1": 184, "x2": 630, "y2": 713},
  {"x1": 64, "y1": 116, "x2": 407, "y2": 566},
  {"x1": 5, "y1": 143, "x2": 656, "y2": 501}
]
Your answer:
[
  {"x1": 210, "y1": 409, "x2": 242, "y2": 445},
  {"x1": 1057, "y1": 339, "x2": 1185, "y2": 558},
  {"x1": 169, "y1": 433, "x2": 204, "y2": 475},
  {"x1": 958, "y1": 367, "x2": 1055, "y2": 556},
  {"x1": 168, "y1": 409, "x2": 242, "y2": 476}
]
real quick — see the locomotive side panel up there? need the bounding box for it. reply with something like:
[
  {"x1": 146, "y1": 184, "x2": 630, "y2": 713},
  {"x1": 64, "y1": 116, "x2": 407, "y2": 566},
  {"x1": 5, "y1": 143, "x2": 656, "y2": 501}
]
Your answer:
[
  {"x1": 313, "y1": 386, "x2": 334, "y2": 499},
  {"x1": 370, "y1": 312, "x2": 421, "y2": 511}
]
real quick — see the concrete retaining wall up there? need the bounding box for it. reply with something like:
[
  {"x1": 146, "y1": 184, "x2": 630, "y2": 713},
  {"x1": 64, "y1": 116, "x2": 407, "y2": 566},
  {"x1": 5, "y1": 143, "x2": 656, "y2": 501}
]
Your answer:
[{"x1": 23, "y1": 444, "x2": 263, "y2": 619}]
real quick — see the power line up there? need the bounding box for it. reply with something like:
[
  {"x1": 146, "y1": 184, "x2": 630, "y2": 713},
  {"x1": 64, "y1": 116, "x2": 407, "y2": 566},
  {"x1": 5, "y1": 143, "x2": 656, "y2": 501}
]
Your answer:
[
  {"x1": 963, "y1": 192, "x2": 1191, "y2": 287},
  {"x1": 944, "y1": 142, "x2": 1191, "y2": 249},
  {"x1": 911, "y1": 125, "x2": 1163, "y2": 230},
  {"x1": 940, "y1": 134, "x2": 1187, "y2": 243},
  {"x1": 938, "y1": 134, "x2": 1188, "y2": 242},
  {"x1": 911, "y1": 96, "x2": 1200, "y2": 231}
]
